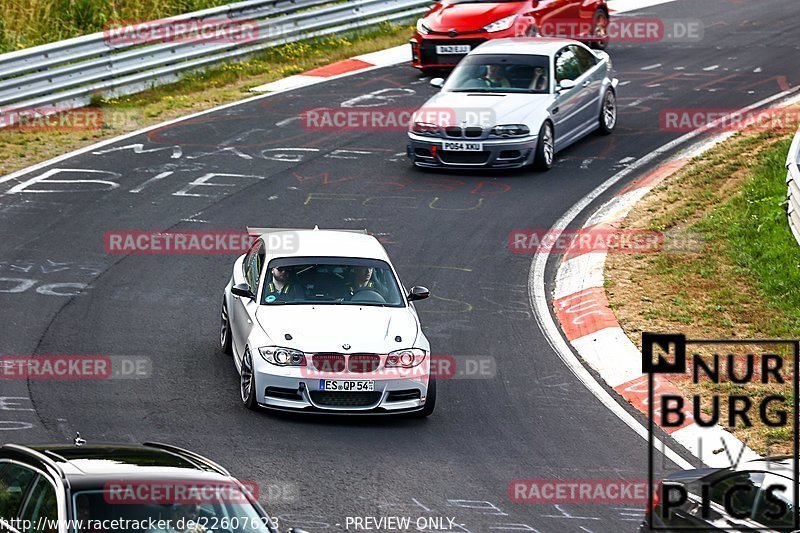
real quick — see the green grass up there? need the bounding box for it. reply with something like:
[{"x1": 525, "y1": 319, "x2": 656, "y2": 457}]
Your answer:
[
  {"x1": 695, "y1": 136, "x2": 800, "y2": 336},
  {"x1": 0, "y1": 0, "x2": 248, "y2": 52}
]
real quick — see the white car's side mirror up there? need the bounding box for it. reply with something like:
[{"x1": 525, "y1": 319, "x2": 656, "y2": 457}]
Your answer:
[
  {"x1": 557, "y1": 79, "x2": 576, "y2": 92},
  {"x1": 430, "y1": 77, "x2": 445, "y2": 89}
]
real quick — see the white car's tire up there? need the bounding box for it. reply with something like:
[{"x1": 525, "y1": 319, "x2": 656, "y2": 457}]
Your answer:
[
  {"x1": 240, "y1": 347, "x2": 258, "y2": 411},
  {"x1": 413, "y1": 375, "x2": 437, "y2": 418},
  {"x1": 598, "y1": 89, "x2": 617, "y2": 135},
  {"x1": 220, "y1": 298, "x2": 232, "y2": 356},
  {"x1": 532, "y1": 121, "x2": 554, "y2": 171}
]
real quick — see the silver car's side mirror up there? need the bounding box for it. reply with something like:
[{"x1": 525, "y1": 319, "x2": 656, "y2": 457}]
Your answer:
[
  {"x1": 557, "y1": 79, "x2": 576, "y2": 92},
  {"x1": 430, "y1": 77, "x2": 445, "y2": 89}
]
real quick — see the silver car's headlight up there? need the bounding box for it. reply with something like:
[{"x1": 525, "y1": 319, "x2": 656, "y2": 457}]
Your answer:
[
  {"x1": 416, "y1": 18, "x2": 431, "y2": 35},
  {"x1": 412, "y1": 121, "x2": 442, "y2": 137},
  {"x1": 483, "y1": 15, "x2": 517, "y2": 33},
  {"x1": 259, "y1": 346, "x2": 306, "y2": 366},
  {"x1": 490, "y1": 124, "x2": 531, "y2": 137},
  {"x1": 386, "y1": 348, "x2": 427, "y2": 368}
]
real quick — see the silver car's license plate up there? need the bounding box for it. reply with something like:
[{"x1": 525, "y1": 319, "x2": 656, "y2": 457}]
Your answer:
[
  {"x1": 436, "y1": 45, "x2": 471, "y2": 55},
  {"x1": 442, "y1": 141, "x2": 482, "y2": 151},
  {"x1": 320, "y1": 379, "x2": 375, "y2": 391}
]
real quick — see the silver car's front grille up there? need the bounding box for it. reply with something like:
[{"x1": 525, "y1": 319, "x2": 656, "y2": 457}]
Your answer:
[{"x1": 443, "y1": 126, "x2": 486, "y2": 139}]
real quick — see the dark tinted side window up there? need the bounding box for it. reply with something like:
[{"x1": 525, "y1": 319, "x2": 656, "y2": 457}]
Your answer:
[
  {"x1": 709, "y1": 471, "x2": 764, "y2": 519},
  {"x1": 242, "y1": 240, "x2": 260, "y2": 289},
  {"x1": 572, "y1": 45, "x2": 597, "y2": 72},
  {"x1": 555, "y1": 47, "x2": 582, "y2": 83},
  {"x1": 0, "y1": 463, "x2": 37, "y2": 520},
  {"x1": 753, "y1": 474, "x2": 795, "y2": 530},
  {"x1": 18, "y1": 476, "x2": 58, "y2": 532},
  {"x1": 246, "y1": 241, "x2": 265, "y2": 293}
]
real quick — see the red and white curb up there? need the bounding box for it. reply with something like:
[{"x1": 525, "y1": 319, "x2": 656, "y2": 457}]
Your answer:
[
  {"x1": 250, "y1": 45, "x2": 410, "y2": 93},
  {"x1": 551, "y1": 144, "x2": 764, "y2": 467}
]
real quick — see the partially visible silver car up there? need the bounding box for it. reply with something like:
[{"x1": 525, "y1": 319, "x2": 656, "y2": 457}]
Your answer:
[{"x1": 407, "y1": 37, "x2": 618, "y2": 171}]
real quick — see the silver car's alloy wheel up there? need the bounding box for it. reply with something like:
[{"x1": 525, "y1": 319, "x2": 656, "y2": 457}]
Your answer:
[
  {"x1": 240, "y1": 348, "x2": 253, "y2": 403},
  {"x1": 543, "y1": 123, "x2": 554, "y2": 166},
  {"x1": 603, "y1": 91, "x2": 617, "y2": 130}
]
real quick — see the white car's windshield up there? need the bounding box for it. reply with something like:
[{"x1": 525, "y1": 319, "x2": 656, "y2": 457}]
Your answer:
[
  {"x1": 261, "y1": 257, "x2": 405, "y2": 307},
  {"x1": 445, "y1": 54, "x2": 550, "y2": 93}
]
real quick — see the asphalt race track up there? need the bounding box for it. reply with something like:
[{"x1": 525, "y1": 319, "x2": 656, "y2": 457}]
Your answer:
[{"x1": 1, "y1": 1, "x2": 799, "y2": 531}]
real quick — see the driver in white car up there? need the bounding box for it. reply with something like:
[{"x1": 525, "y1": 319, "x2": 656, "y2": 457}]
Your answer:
[{"x1": 346, "y1": 266, "x2": 385, "y2": 299}]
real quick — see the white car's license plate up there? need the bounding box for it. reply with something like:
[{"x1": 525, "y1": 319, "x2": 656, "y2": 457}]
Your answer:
[
  {"x1": 436, "y1": 45, "x2": 471, "y2": 55},
  {"x1": 442, "y1": 141, "x2": 482, "y2": 151},
  {"x1": 320, "y1": 379, "x2": 375, "y2": 392}
]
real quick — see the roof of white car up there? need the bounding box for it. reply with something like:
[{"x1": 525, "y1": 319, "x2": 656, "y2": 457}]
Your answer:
[
  {"x1": 471, "y1": 37, "x2": 584, "y2": 57},
  {"x1": 258, "y1": 229, "x2": 391, "y2": 262}
]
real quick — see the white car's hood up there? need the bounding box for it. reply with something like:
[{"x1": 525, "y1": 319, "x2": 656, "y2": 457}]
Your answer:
[
  {"x1": 418, "y1": 91, "x2": 553, "y2": 128},
  {"x1": 255, "y1": 305, "x2": 419, "y2": 353}
]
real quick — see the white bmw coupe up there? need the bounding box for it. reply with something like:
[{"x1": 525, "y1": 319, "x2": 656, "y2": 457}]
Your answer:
[{"x1": 220, "y1": 228, "x2": 435, "y2": 416}]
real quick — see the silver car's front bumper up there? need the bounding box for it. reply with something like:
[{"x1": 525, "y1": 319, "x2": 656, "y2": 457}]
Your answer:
[
  {"x1": 253, "y1": 365, "x2": 431, "y2": 414},
  {"x1": 407, "y1": 132, "x2": 539, "y2": 169}
]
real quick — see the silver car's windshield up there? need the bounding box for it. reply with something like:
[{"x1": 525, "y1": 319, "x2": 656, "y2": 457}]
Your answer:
[
  {"x1": 261, "y1": 257, "x2": 405, "y2": 307},
  {"x1": 445, "y1": 54, "x2": 550, "y2": 93}
]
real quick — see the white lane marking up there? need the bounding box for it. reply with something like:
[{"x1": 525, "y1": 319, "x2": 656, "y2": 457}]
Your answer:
[
  {"x1": 529, "y1": 86, "x2": 800, "y2": 471},
  {"x1": 703, "y1": 65, "x2": 720, "y2": 71},
  {"x1": 640, "y1": 63, "x2": 661, "y2": 71},
  {"x1": 753, "y1": 67, "x2": 763, "y2": 73},
  {"x1": 0, "y1": 55, "x2": 408, "y2": 189},
  {"x1": 275, "y1": 116, "x2": 300, "y2": 127},
  {"x1": 129, "y1": 171, "x2": 173, "y2": 193},
  {"x1": 6, "y1": 168, "x2": 120, "y2": 195}
]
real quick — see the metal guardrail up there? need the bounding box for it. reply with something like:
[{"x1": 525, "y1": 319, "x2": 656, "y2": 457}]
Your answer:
[
  {"x1": 0, "y1": 0, "x2": 430, "y2": 122},
  {"x1": 787, "y1": 127, "x2": 800, "y2": 245}
]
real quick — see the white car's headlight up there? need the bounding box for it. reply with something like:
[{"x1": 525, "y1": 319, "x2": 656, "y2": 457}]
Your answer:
[
  {"x1": 259, "y1": 346, "x2": 306, "y2": 366},
  {"x1": 490, "y1": 124, "x2": 531, "y2": 137},
  {"x1": 386, "y1": 348, "x2": 427, "y2": 368},
  {"x1": 416, "y1": 18, "x2": 431, "y2": 35},
  {"x1": 483, "y1": 15, "x2": 517, "y2": 33},
  {"x1": 412, "y1": 121, "x2": 441, "y2": 137}
]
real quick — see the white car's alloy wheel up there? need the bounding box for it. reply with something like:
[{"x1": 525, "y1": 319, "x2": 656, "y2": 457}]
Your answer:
[
  {"x1": 220, "y1": 300, "x2": 232, "y2": 355},
  {"x1": 241, "y1": 348, "x2": 255, "y2": 405}
]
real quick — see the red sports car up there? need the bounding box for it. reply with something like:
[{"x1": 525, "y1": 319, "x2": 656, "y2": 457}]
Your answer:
[{"x1": 410, "y1": 0, "x2": 609, "y2": 71}]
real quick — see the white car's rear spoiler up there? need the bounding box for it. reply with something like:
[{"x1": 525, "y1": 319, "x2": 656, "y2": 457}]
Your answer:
[{"x1": 246, "y1": 225, "x2": 368, "y2": 236}]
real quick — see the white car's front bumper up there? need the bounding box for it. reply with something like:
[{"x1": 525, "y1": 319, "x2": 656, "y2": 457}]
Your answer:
[{"x1": 253, "y1": 364, "x2": 432, "y2": 414}]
